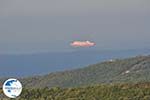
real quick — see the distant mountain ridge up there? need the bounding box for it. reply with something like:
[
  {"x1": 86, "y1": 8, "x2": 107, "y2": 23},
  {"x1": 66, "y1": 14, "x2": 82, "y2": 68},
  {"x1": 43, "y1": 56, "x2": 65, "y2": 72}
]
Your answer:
[
  {"x1": 0, "y1": 49, "x2": 150, "y2": 77},
  {"x1": 21, "y1": 55, "x2": 150, "y2": 88}
]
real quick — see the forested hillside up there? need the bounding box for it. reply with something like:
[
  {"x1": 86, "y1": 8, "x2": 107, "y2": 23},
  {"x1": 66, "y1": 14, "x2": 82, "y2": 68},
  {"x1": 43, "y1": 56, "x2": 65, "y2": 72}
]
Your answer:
[
  {"x1": 1, "y1": 55, "x2": 150, "y2": 99},
  {"x1": 21, "y1": 55, "x2": 150, "y2": 88},
  {"x1": 1, "y1": 83, "x2": 150, "y2": 100}
]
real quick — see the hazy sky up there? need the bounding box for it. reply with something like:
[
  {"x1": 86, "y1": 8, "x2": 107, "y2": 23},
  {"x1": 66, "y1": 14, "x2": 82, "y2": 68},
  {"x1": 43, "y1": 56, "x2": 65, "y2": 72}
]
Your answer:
[{"x1": 0, "y1": 0, "x2": 150, "y2": 53}]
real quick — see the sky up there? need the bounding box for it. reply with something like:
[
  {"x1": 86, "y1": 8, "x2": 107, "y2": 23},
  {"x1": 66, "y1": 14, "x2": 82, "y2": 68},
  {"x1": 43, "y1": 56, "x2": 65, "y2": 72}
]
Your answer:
[{"x1": 0, "y1": 0, "x2": 150, "y2": 54}]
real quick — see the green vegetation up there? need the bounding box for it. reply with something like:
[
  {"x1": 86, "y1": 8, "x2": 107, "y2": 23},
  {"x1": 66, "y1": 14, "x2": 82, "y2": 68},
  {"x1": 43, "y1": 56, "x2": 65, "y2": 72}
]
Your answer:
[
  {"x1": 1, "y1": 83, "x2": 150, "y2": 100},
  {"x1": 21, "y1": 55, "x2": 150, "y2": 88},
  {"x1": 1, "y1": 55, "x2": 150, "y2": 99}
]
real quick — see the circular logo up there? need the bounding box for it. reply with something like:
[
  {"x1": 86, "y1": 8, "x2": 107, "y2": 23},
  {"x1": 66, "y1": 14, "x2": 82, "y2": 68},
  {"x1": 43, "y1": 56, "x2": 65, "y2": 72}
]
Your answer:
[{"x1": 3, "y1": 78, "x2": 22, "y2": 98}]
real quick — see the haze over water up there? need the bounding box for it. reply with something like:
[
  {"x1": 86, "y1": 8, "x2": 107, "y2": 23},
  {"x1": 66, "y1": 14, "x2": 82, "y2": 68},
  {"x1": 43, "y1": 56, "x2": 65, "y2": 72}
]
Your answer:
[{"x1": 0, "y1": 0, "x2": 150, "y2": 77}]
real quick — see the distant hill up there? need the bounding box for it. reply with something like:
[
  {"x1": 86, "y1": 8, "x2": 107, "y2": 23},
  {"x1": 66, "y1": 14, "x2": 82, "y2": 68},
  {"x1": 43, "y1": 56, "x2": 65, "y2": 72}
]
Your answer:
[
  {"x1": 21, "y1": 55, "x2": 150, "y2": 88},
  {"x1": 0, "y1": 49, "x2": 150, "y2": 77}
]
